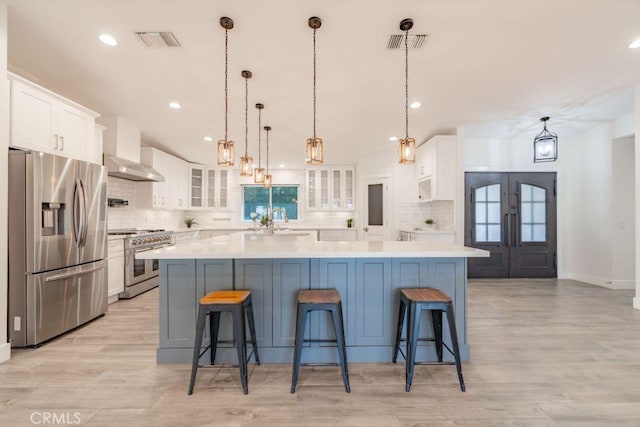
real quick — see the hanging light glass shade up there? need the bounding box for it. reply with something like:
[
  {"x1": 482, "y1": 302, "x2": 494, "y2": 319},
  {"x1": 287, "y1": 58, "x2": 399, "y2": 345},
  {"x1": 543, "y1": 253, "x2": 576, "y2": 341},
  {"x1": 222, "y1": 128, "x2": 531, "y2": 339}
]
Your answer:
[
  {"x1": 263, "y1": 126, "x2": 272, "y2": 189},
  {"x1": 217, "y1": 17, "x2": 234, "y2": 166},
  {"x1": 398, "y1": 18, "x2": 415, "y2": 164},
  {"x1": 239, "y1": 70, "x2": 254, "y2": 176},
  {"x1": 533, "y1": 116, "x2": 558, "y2": 162},
  {"x1": 306, "y1": 17, "x2": 324, "y2": 165},
  {"x1": 254, "y1": 103, "x2": 265, "y2": 184}
]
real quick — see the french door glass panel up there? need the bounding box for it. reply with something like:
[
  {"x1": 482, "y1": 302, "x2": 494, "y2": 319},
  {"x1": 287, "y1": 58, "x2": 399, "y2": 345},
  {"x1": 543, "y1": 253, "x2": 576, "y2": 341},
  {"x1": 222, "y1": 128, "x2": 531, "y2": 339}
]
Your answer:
[
  {"x1": 521, "y1": 184, "x2": 546, "y2": 242},
  {"x1": 474, "y1": 184, "x2": 501, "y2": 243}
]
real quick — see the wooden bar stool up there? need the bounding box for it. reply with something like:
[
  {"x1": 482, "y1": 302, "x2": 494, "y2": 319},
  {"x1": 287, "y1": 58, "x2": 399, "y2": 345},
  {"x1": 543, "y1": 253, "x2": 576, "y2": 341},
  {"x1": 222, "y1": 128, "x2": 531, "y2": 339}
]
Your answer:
[
  {"x1": 392, "y1": 288, "x2": 465, "y2": 392},
  {"x1": 290, "y1": 289, "x2": 350, "y2": 393},
  {"x1": 188, "y1": 290, "x2": 260, "y2": 395}
]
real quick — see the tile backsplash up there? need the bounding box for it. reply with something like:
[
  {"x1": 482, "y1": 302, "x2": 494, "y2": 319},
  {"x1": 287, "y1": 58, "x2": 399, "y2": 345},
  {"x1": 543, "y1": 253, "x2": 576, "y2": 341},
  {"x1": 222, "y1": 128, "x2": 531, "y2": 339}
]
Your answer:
[{"x1": 397, "y1": 200, "x2": 454, "y2": 231}]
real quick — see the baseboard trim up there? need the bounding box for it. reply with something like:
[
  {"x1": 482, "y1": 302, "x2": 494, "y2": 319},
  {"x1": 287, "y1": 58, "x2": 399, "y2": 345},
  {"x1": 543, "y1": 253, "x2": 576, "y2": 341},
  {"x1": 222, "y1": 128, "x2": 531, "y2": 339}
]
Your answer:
[
  {"x1": 611, "y1": 280, "x2": 636, "y2": 290},
  {"x1": 0, "y1": 342, "x2": 10, "y2": 363},
  {"x1": 634, "y1": 297, "x2": 640, "y2": 310},
  {"x1": 568, "y1": 274, "x2": 635, "y2": 290}
]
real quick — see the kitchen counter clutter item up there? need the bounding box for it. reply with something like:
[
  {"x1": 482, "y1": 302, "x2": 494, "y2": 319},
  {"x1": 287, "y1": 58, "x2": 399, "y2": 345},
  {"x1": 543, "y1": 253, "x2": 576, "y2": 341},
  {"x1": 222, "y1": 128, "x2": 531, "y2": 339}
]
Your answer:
[
  {"x1": 137, "y1": 231, "x2": 486, "y2": 260},
  {"x1": 8, "y1": 150, "x2": 108, "y2": 347}
]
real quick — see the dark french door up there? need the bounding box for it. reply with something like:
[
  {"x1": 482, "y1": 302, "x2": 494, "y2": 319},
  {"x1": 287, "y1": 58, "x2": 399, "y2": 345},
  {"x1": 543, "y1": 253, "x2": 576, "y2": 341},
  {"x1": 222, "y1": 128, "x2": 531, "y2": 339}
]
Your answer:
[{"x1": 465, "y1": 172, "x2": 557, "y2": 278}]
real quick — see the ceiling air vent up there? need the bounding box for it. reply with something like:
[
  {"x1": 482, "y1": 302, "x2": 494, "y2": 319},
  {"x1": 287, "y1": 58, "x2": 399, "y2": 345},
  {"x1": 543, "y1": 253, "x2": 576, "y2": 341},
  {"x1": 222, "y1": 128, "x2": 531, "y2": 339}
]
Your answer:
[
  {"x1": 387, "y1": 34, "x2": 427, "y2": 49},
  {"x1": 135, "y1": 32, "x2": 181, "y2": 47}
]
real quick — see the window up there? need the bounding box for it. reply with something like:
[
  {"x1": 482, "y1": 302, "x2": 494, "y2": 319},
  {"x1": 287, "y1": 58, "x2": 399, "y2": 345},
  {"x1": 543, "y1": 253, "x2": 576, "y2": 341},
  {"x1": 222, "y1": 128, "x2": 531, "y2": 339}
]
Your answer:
[
  {"x1": 520, "y1": 184, "x2": 546, "y2": 242},
  {"x1": 243, "y1": 185, "x2": 298, "y2": 220}
]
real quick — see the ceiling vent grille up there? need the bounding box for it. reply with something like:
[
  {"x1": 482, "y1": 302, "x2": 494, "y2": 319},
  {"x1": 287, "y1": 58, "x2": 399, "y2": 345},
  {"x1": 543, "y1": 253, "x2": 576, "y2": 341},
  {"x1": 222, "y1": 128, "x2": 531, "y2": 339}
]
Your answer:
[
  {"x1": 387, "y1": 34, "x2": 427, "y2": 49},
  {"x1": 135, "y1": 32, "x2": 181, "y2": 47}
]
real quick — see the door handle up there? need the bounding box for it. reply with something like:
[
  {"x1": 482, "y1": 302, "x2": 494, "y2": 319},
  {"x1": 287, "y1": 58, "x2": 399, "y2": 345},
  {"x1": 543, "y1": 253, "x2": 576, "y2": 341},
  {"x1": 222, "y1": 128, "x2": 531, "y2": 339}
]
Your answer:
[
  {"x1": 363, "y1": 227, "x2": 369, "y2": 232},
  {"x1": 502, "y1": 212, "x2": 509, "y2": 247},
  {"x1": 79, "y1": 179, "x2": 89, "y2": 245},
  {"x1": 511, "y1": 212, "x2": 517, "y2": 247},
  {"x1": 59, "y1": 136, "x2": 64, "y2": 151},
  {"x1": 53, "y1": 134, "x2": 59, "y2": 150},
  {"x1": 73, "y1": 179, "x2": 82, "y2": 247},
  {"x1": 45, "y1": 265, "x2": 104, "y2": 282}
]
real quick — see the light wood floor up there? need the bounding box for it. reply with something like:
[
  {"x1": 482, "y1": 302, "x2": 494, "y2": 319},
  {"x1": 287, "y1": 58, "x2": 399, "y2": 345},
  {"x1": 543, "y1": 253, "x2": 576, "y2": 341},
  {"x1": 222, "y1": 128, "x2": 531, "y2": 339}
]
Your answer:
[{"x1": 1, "y1": 279, "x2": 639, "y2": 426}]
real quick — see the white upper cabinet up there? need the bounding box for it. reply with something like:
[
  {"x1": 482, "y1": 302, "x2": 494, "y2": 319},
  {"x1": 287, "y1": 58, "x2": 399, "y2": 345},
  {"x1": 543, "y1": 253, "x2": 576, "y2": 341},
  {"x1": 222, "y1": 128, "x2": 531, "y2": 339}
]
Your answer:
[
  {"x1": 9, "y1": 73, "x2": 98, "y2": 163},
  {"x1": 189, "y1": 166, "x2": 229, "y2": 209},
  {"x1": 138, "y1": 147, "x2": 189, "y2": 210},
  {"x1": 306, "y1": 166, "x2": 355, "y2": 210},
  {"x1": 416, "y1": 135, "x2": 456, "y2": 202}
]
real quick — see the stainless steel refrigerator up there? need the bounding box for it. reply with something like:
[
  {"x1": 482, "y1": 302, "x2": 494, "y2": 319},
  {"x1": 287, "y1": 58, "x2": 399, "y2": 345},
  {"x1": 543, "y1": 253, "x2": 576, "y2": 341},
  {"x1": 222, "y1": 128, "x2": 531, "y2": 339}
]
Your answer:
[{"x1": 8, "y1": 150, "x2": 108, "y2": 347}]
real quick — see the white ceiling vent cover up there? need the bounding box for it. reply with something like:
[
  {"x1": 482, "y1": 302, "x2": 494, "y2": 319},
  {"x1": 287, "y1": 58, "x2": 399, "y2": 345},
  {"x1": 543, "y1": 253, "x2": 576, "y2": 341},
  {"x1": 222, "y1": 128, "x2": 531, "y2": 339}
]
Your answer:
[
  {"x1": 135, "y1": 32, "x2": 181, "y2": 47},
  {"x1": 387, "y1": 34, "x2": 427, "y2": 49}
]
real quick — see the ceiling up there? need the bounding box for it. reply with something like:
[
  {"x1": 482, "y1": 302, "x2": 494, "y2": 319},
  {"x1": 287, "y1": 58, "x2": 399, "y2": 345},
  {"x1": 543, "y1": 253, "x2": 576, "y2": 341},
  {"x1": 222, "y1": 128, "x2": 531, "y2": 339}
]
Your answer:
[{"x1": 7, "y1": 0, "x2": 640, "y2": 167}]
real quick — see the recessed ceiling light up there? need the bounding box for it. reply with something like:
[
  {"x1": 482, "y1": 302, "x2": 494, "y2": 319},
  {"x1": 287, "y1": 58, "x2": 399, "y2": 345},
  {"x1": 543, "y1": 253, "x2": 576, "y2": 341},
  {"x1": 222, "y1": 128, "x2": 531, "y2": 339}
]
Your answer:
[
  {"x1": 169, "y1": 101, "x2": 181, "y2": 109},
  {"x1": 203, "y1": 136, "x2": 213, "y2": 142},
  {"x1": 389, "y1": 136, "x2": 398, "y2": 141},
  {"x1": 99, "y1": 34, "x2": 118, "y2": 46},
  {"x1": 629, "y1": 39, "x2": 640, "y2": 49},
  {"x1": 279, "y1": 164, "x2": 285, "y2": 168},
  {"x1": 410, "y1": 101, "x2": 421, "y2": 109}
]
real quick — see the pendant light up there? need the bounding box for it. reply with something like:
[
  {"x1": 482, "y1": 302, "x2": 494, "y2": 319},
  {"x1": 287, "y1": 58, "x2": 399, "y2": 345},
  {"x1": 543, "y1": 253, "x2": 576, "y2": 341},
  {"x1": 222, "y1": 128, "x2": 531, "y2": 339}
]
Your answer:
[
  {"x1": 263, "y1": 126, "x2": 272, "y2": 189},
  {"x1": 306, "y1": 16, "x2": 324, "y2": 165},
  {"x1": 239, "y1": 70, "x2": 254, "y2": 176},
  {"x1": 254, "y1": 103, "x2": 265, "y2": 184},
  {"x1": 398, "y1": 18, "x2": 416, "y2": 164},
  {"x1": 217, "y1": 17, "x2": 235, "y2": 166},
  {"x1": 533, "y1": 116, "x2": 558, "y2": 163}
]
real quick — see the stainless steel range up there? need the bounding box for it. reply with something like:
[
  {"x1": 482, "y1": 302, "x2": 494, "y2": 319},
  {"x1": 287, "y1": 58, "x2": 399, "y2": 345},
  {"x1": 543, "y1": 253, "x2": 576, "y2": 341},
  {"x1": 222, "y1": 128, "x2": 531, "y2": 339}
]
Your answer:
[{"x1": 108, "y1": 229, "x2": 174, "y2": 298}]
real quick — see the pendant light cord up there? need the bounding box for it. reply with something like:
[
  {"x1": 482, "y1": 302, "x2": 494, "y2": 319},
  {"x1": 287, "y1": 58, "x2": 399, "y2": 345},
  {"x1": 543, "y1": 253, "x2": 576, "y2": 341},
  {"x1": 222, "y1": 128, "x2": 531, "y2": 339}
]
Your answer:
[
  {"x1": 258, "y1": 109, "x2": 262, "y2": 167},
  {"x1": 404, "y1": 28, "x2": 409, "y2": 140},
  {"x1": 313, "y1": 27, "x2": 317, "y2": 141},
  {"x1": 244, "y1": 77, "x2": 248, "y2": 156},
  {"x1": 224, "y1": 28, "x2": 229, "y2": 143},
  {"x1": 266, "y1": 129, "x2": 269, "y2": 174}
]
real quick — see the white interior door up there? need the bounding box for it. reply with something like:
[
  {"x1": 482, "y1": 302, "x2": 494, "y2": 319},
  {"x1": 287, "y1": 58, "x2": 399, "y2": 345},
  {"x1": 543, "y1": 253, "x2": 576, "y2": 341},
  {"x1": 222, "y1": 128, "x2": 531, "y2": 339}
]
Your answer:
[{"x1": 362, "y1": 178, "x2": 389, "y2": 241}]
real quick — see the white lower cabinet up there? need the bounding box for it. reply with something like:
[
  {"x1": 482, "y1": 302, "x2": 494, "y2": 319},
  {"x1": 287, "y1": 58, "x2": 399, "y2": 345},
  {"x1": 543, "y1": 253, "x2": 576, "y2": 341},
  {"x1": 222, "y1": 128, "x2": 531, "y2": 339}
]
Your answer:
[{"x1": 107, "y1": 239, "x2": 125, "y2": 304}]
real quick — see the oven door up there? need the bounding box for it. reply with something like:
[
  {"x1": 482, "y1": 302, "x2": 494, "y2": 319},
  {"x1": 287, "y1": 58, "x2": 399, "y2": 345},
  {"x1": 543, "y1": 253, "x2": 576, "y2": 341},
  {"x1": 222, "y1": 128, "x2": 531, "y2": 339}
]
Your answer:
[{"x1": 125, "y1": 247, "x2": 163, "y2": 287}]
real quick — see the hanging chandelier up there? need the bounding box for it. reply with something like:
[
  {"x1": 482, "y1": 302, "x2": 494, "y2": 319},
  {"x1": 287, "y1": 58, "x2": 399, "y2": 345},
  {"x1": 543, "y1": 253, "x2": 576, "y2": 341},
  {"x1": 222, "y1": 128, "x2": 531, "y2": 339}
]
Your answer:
[
  {"x1": 217, "y1": 17, "x2": 235, "y2": 166},
  {"x1": 239, "y1": 70, "x2": 254, "y2": 176},
  {"x1": 263, "y1": 126, "x2": 272, "y2": 189},
  {"x1": 306, "y1": 16, "x2": 324, "y2": 165},
  {"x1": 533, "y1": 116, "x2": 558, "y2": 163},
  {"x1": 398, "y1": 18, "x2": 416, "y2": 164},
  {"x1": 254, "y1": 103, "x2": 265, "y2": 184}
]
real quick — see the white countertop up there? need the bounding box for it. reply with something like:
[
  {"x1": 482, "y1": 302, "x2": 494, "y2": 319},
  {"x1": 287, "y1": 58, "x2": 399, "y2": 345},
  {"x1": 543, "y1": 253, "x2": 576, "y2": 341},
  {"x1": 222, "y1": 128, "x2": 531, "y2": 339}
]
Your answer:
[{"x1": 136, "y1": 231, "x2": 489, "y2": 260}]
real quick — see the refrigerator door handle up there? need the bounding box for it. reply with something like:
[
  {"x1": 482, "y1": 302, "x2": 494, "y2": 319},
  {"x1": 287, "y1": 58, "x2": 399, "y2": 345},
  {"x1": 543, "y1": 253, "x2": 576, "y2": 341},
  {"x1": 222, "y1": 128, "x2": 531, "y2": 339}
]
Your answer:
[
  {"x1": 44, "y1": 264, "x2": 104, "y2": 282},
  {"x1": 73, "y1": 179, "x2": 82, "y2": 247},
  {"x1": 79, "y1": 179, "x2": 89, "y2": 246}
]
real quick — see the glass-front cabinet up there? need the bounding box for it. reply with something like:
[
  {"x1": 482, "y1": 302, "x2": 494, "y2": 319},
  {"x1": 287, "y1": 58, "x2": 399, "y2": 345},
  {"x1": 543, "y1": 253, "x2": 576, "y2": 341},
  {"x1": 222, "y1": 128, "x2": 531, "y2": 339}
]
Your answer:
[
  {"x1": 189, "y1": 166, "x2": 228, "y2": 209},
  {"x1": 306, "y1": 166, "x2": 355, "y2": 210}
]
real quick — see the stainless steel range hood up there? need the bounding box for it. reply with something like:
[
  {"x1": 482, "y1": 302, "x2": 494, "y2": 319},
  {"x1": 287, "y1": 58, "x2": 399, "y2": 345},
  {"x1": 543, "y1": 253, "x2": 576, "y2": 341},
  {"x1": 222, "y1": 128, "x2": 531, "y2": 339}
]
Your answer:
[{"x1": 105, "y1": 155, "x2": 164, "y2": 182}]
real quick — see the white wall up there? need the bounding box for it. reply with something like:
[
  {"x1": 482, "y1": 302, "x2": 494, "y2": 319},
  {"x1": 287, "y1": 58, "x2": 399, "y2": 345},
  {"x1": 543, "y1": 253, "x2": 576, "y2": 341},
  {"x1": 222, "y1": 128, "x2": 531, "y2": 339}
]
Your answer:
[
  {"x1": 612, "y1": 136, "x2": 635, "y2": 287},
  {"x1": 0, "y1": 0, "x2": 10, "y2": 363},
  {"x1": 635, "y1": 86, "x2": 640, "y2": 309}
]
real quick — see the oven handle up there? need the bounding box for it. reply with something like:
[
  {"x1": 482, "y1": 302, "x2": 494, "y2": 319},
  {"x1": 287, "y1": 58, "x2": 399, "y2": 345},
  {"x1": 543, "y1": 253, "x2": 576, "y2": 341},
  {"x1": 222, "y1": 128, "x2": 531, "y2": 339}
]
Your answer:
[{"x1": 130, "y1": 244, "x2": 174, "y2": 254}]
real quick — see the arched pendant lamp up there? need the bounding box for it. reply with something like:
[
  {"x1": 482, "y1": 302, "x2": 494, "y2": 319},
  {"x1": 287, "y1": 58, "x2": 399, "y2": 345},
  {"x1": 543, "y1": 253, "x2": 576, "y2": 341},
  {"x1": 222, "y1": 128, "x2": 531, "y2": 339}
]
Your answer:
[
  {"x1": 254, "y1": 103, "x2": 265, "y2": 184},
  {"x1": 306, "y1": 16, "x2": 324, "y2": 165},
  {"x1": 239, "y1": 70, "x2": 254, "y2": 176},
  {"x1": 217, "y1": 17, "x2": 235, "y2": 166},
  {"x1": 398, "y1": 18, "x2": 415, "y2": 164}
]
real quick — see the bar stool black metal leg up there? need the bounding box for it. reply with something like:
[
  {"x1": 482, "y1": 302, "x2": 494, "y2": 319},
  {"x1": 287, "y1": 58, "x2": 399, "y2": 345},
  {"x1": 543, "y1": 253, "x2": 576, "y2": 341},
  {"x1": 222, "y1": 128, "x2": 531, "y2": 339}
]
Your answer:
[
  {"x1": 210, "y1": 311, "x2": 221, "y2": 365},
  {"x1": 430, "y1": 309, "x2": 443, "y2": 363},
  {"x1": 445, "y1": 302, "x2": 465, "y2": 392},
  {"x1": 332, "y1": 303, "x2": 351, "y2": 393},
  {"x1": 246, "y1": 299, "x2": 260, "y2": 365},
  {"x1": 406, "y1": 302, "x2": 421, "y2": 392},
  {"x1": 232, "y1": 306, "x2": 249, "y2": 394},
  {"x1": 393, "y1": 299, "x2": 407, "y2": 363},
  {"x1": 188, "y1": 306, "x2": 208, "y2": 395},
  {"x1": 291, "y1": 304, "x2": 308, "y2": 393}
]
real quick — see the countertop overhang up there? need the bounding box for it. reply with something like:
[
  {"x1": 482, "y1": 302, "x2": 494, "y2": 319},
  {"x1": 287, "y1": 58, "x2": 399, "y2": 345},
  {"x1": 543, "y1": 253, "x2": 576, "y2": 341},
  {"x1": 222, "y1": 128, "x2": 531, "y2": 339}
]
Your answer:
[{"x1": 136, "y1": 231, "x2": 489, "y2": 260}]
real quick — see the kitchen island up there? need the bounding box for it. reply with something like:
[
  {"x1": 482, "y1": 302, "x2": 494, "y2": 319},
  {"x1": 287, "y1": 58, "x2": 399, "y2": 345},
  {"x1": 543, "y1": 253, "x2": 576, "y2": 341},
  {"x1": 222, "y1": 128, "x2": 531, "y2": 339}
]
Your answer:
[{"x1": 137, "y1": 231, "x2": 488, "y2": 364}]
